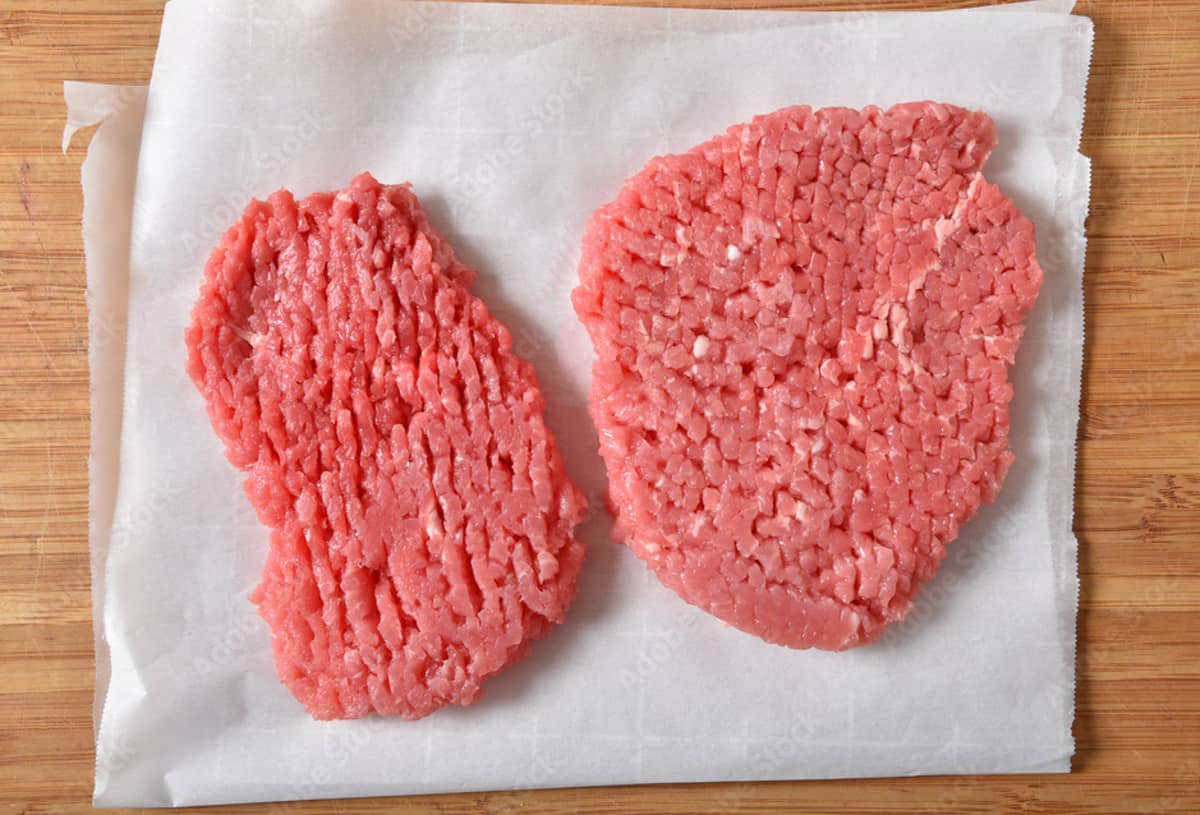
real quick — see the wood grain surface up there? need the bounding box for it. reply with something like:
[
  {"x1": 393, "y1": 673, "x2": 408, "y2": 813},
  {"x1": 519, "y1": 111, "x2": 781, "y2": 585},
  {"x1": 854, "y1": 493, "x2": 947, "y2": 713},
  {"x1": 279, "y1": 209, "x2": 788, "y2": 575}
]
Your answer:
[{"x1": 1, "y1": 1, "x2": 1197, "y2": 813}]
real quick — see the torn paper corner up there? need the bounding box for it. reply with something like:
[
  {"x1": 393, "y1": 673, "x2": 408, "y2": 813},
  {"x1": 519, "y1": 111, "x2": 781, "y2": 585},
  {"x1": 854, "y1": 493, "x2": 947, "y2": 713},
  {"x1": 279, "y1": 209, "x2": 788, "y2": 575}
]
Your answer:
[{"x1": 63, "y1": 81, "x2": 149, "y2": 153}]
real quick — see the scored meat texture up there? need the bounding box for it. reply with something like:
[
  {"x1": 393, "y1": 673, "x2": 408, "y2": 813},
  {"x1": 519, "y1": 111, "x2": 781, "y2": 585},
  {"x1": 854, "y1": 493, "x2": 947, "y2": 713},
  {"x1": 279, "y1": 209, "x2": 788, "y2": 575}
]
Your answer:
[
  {"x1": 574, "y1": 102, "x2": 1043, "y2": 649},
  {"x1": 187, "y1": 173, "x2": 586, "y2": 719}
]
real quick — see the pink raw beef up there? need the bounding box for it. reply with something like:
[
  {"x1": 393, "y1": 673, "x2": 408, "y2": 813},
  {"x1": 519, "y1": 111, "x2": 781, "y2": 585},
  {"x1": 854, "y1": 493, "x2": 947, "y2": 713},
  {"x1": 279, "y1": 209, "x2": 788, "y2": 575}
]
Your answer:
[
  {"x1": 573, "y1": 102, "x2": 1042, "y2": 649},
  {"x1": 187, "y1": 173, "x2": 586, "y2": 719}
]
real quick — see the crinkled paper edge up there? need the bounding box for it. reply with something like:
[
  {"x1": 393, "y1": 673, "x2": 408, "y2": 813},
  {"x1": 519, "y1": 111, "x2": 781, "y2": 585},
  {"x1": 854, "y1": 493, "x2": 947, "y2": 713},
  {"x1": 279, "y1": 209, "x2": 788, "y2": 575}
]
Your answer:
[{"x1": 64, "y1": 79, "x2": 148, "y2": 803}]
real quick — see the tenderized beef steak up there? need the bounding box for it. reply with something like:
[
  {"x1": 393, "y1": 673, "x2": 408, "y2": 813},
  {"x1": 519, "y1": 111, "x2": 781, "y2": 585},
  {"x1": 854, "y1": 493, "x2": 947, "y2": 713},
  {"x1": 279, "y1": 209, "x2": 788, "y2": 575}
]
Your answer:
[
  {"x1": 187, "y1": 173, "x2": 586, "y2": 719},
  {"x1": 573, "y1": 102, "x2": 1042, "y2": 649}
]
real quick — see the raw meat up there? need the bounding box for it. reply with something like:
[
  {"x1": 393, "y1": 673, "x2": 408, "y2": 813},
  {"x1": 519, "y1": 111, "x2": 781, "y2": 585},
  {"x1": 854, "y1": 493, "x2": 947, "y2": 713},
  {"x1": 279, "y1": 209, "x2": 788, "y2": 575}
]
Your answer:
[
  {"x1": 186, "y1": 173, "x2": 586, "y2": 719},
  {"x1": 573, "y1": 102, "x2": 1042, "y2": 649}
]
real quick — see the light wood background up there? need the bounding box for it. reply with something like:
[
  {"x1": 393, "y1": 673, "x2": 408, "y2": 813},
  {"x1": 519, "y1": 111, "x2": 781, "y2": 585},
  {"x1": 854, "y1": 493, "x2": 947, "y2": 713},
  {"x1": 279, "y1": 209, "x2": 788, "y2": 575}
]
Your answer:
[{"x1": 1, "y1": 0, "x2": 1197, "y2": 812}]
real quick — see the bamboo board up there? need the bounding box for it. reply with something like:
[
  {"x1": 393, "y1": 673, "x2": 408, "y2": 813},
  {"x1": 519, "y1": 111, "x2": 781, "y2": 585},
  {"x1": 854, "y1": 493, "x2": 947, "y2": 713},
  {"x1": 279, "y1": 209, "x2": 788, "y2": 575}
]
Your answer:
[{"x1": 1, "y1": 1, "x2": 1197, "y2": 812}]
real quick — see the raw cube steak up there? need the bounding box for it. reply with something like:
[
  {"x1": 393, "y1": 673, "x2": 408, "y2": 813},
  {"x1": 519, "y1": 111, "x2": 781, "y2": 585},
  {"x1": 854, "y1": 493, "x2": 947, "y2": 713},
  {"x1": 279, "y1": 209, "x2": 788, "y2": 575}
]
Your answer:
[
  {"x1": 573, "y1": 102, "x2": 1043, "y2": 649},
  {"x1": 187, "y1": 173, "x2": 586, "y2": 719}
]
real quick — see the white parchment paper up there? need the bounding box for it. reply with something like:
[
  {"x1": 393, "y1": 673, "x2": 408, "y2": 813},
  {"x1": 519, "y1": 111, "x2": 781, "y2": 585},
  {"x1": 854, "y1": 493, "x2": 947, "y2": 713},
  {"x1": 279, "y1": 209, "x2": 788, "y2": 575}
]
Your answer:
[{"x1": 72, "y1": 0, "x2": 1092, "y2": 806}]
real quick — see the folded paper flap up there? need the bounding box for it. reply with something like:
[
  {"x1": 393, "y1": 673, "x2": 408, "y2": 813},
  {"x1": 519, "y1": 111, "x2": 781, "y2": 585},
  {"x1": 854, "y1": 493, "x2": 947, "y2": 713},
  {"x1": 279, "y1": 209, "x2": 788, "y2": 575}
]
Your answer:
[
  {"x1": 62, "y1": 82, "x2": 148, "y2": 153},
  {"x1": 78, "y1": 0, "x2": 1091, "y2": 806}
]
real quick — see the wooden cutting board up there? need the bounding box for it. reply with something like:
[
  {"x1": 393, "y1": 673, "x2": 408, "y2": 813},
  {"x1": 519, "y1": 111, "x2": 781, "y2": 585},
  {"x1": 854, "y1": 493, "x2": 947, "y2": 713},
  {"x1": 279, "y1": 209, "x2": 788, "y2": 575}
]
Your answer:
[{"x1": 1, "y1": 1, "x2": 1197, "y2": 813}]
